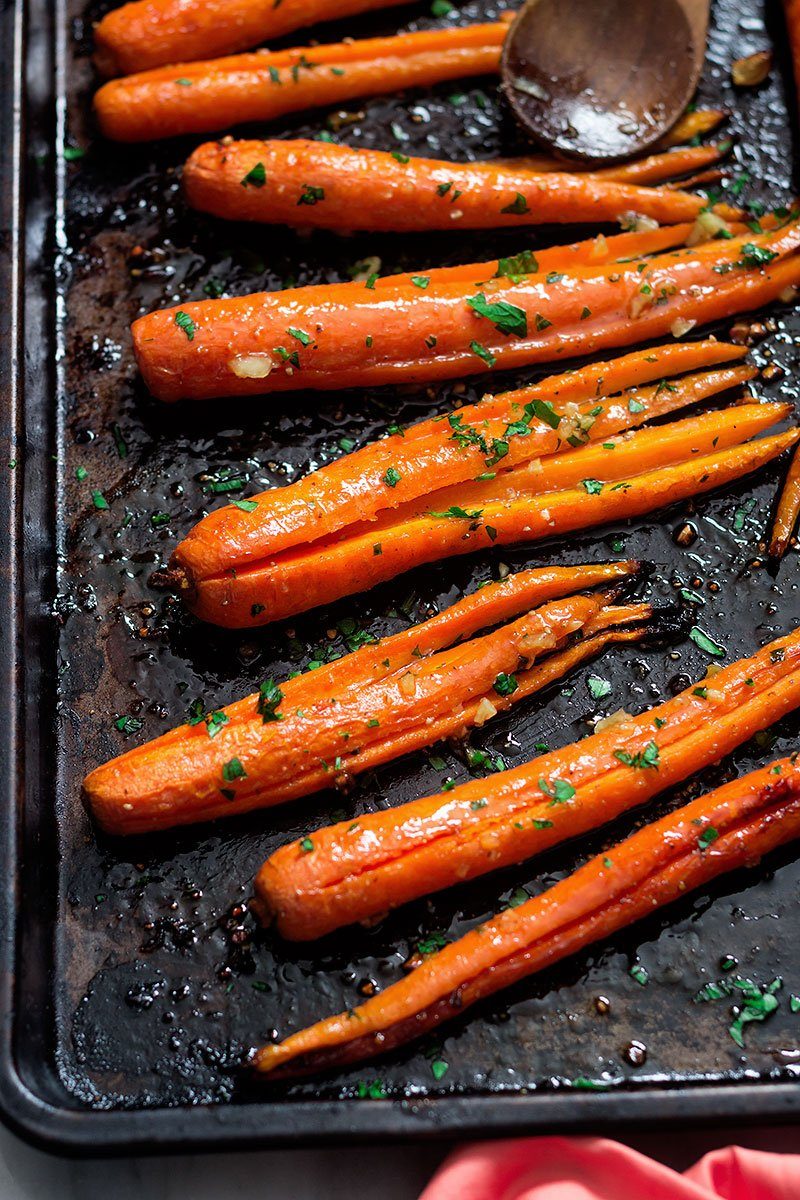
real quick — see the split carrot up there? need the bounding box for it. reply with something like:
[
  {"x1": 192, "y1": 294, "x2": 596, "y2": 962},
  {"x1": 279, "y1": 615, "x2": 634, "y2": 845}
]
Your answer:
[
  {"x1": 182, "y1": 409, "x2": 794, "y2": 630},
  {"x1": 93, "y1": 0, "x2": 411, "y2": 77},
  {"x1": 768, "y1": 443, "x2": 800, "y2": 560},
  {"x1": 84, "y1": 563, "x2": 645, "y2": 835},
  {"x1": 254, "y1": 628, "x2": 800, "y2": 942},
  {"x1": 171, "y1": 340, "x2": 748, "y2": 589},
  {"x1": 253, "y1": 753, "x2": 800, "y2": 1077},
  {"x1": 132, "y1": 220, "x2": 798, "y2": 401},
  {"x1": 182, "y1": 138, "x2": 740, "y2": 234},
  {"x1": 94, "y1": 24, "x2": 509, "y2": 142}
]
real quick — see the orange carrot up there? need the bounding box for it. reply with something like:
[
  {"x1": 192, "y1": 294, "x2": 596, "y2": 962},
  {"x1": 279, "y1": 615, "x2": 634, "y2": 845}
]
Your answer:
[
  {"x1": 84, "y1": 563, "x2": 646, "y2": 835},
  {"x1": 182, "y1": 138, "x2": 739, "y2": 234},
  {"x1": 184, "y1": 413, "x2": 795, "y2": 630},
  {"x1": 495, "y1": 144, "x2": 728, "y2": 186},
  {"x1": 658, "y1": 108, "x2": 727, "y2": 147},
  {"x1": 93, "y1": 0, "x2": 412, "y2": 77},
  {"x1": 94, "y1": 24, "x2": 509, "y2": 142},
  {"x1": 253, "y1": 753, "x2": 800, "y2": 1076},
  {"x1": 768, "y1": 443, "x2": 800, "y2": 560},
  {"x1": 172, "y1": 341, "x2": 748, "y2": 588},
  {"x1": 132, "y1": 221, "x2": 798, "y2": 401},
  {"x1": 254, "y1": 628, "x2": 800, "y2": 942}
]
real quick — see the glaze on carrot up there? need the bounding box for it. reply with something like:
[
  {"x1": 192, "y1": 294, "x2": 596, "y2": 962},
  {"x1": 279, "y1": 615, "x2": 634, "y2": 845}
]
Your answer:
[
  {"x1": 768, "y1": 443, "x2": 800, "y2": 560},
  {"x1": 254, "y1": 629, "x2": 800, "y2": 940},
  {"x1": 171, "y1": 340, "x2": 748, "y2": 589},
  {"x1": 84, "y1": 564, "x2": 646, "y2": 835},
  {"x1": 181, "y1": 402, "x2": 792, "y2": 630},
  {"x1": 182, "y1": 138, "x2": 739, "y2": 233},
  {"x1": 94, "y1": 24, "x2": 509, "y2": 142},
  {"x1": 253, "y1": 753, "x2": 800, "y2": 1076},
  {"x1": 132, "y1": 221, "x2": 799, "y2": 401},
  {"x1": 93, "y1": 0, "x2": 412, "y2": 77}
]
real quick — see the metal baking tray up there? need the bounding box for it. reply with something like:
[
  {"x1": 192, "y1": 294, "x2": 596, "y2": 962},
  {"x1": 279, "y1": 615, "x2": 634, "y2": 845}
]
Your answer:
[{"x1": 2, "y1": 0, "x2": 800, "y2": 1154}]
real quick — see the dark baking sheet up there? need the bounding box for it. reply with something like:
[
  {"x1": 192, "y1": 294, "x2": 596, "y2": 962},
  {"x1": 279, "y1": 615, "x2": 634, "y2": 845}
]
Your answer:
[{"x1": 3, "y1": 0, "x2": 800, "y2": 1154}]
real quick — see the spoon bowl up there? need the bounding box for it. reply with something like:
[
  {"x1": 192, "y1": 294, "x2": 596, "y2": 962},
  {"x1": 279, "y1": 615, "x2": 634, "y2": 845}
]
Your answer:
[{"x1": 501, "y1": 0, "x2": 709, "y2": 164}]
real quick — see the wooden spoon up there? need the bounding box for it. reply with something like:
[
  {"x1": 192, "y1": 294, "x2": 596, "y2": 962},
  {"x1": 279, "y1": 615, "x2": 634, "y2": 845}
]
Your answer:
[{"x1": 501, "y1": 0, "x2": 710, "y2": 164}]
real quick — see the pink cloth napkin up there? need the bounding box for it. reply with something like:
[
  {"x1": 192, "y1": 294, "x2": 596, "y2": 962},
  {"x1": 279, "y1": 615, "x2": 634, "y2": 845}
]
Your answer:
[{"x1": 418, "y1": 1138, "x2": 800, "y2": 1200}]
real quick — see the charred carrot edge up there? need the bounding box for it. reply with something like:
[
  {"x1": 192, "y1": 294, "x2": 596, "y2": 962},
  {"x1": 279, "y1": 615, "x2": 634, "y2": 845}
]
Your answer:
[
  {"x1": 182, "y1": 138, "x2": 740, "y2": 235},
  {"x1": 84, "y1": 567, "x2": 645, "y2": 835},
  {"x1": 253, "y1": 628, "x2": 800, "y2": 940},
  {"x1": 768, "y1": 442, "x2": 800, "y2": 560},
  {"x1": 94, "y1": 24, "x2": 509, "y2": 142},
  {"x1": 172, "y1": 341, "x2": 748, "y2": 588},
  {"x1": 253, "y1": 752, "x2": 800, "y2": 1076},
  {"x1": 187, "y1": 423, "x2": 798, "y2": 630},
  {"x1": 132, "y1": 221, "x2": 796, "y2": 402},
  {"x1": 93, "y1": 0, "x2": 414, "y2": 77}
]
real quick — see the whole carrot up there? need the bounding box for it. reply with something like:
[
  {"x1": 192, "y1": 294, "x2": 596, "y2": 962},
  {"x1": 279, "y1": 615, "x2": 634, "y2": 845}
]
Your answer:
[
  {"x1": 84, "y1": 563, "x2": 645, "y2": 835},
  {"x1": 94, "y1": 24, "x2": 509, "y2": 142},
  {"x1": 93, "y1": 0, "x2": 411, "y2": 77},
  {"x1": 132, "y1": 221, "x2": 798, "y2": 401},
  {"x1": 182, "y1": 138, "x2": 738, "y2": 234},
  {"x1": 253, "y1": 754, "x2": 800, "y2": 1077}
]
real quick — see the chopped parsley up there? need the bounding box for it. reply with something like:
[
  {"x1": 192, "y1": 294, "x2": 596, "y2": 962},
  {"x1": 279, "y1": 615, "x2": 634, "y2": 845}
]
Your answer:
[
  {"x1": 241, "y1": 162, "x2": 267, "y2": 188},
  {"x1": 222, "y1": 757, "x2": 246, "y2": 782},
  {"x1": 469, "y1": 340, "x2": 497, "y2": 368},
  {"x1": 493, "y1": 672, "x2": 518, "y2": 696},
  {"x1": 467, "y1": 292, "x2": 528, "y2": 337},
  {"x1": 298, "y1": 184, "x2": 325, "y2": 205},
  {"x1": 501, "y1": 192, "x2": 530, "y2": 215},
  {"x1": 174, "y1": 310, "x2": 196, "y2": 341},
  {"x1": 614, "y1": 741, "x2": 660, "y2": 770},
  {"x1": 538, "y1": 776, "x2": 576, "y2": 803},
  {"x1": 257, "y1": 679, "x2": 283, "y2": 723},
  {"x1": 689, "y1": 626, "x2": 726, "y2": 658},
  {"x1": 383, "y1": 466, "x2": 401, "y2": 488}
]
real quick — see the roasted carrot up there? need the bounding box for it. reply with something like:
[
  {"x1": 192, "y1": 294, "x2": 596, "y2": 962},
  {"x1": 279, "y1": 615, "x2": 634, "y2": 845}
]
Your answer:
[
  {"x1": 94, "y1": 24, "x2": 510, "y2": 142},
  {"x1": 494, "y1": 144, "x2": 728, "y2": 187},
  {"x1": 254, "y1": 627, "x2": 800, "y2": 942},
  {"x1": 93, "y1": 0, "x2": 412, "y2": 77},
  {"x1": 253, "y1": 753, "x2": 800, "y2": 1076},
  {"x1": 768, "y1": 443, "x2": 800, "y2": 560},
  {"x1": 172, "y1": 340, "x2": 748, "y2": 585},
  {"x1": 132, "y1": 221, "x2": 798, "y2": 401},
  {"x1": 658, "y1": 108, "x2": 727, "y2": 148},
  {"x1": 182, "y1": 138, "x2": 739, "y2": 234},
  {"x1": 182, "y1": 409, "x2": 794, "y2": 630},
  {"x1": 84, "y1": 563, "x2": 646, "y2": 835}
]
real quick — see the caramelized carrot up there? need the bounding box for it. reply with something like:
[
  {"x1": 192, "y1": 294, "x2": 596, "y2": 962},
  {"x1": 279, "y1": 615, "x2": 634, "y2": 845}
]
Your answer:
[
  {"x1": 94, "y1": 24, "x2": 509, "y2": 142},
  {"x1": 254, "y1": 628, "x2": 800, "y2": 941},
  {"x1": 496, "y1": 144, "x2": 728, "y2": 186},
  {"x1": 186, "y1": 420, "x2": 796, "y2": 630},
  {"x1": 253, "y1": 753, "x2": 800, "y2": 1076},
  {"x1": 768, "y1": 443, "x2": 800, "y2": 560},
  {"x1": 172, "y1": 341, "x2": 748, "y2": 590},
  {"x1": 93, "y1": 0, "x2": 411, "y2": 77},
  {"x1": 658, "y1": 108, "x2": 728, "y2": 148},
  {"x1": 132, "y1": 221, "x2": 798, "y2": 401},
  {"x1": 84, "y1": 564, "x2": 645, "y2": 835},
  {"x1": 182, "y1": 138, "x2": 739, "y2": 234}
]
